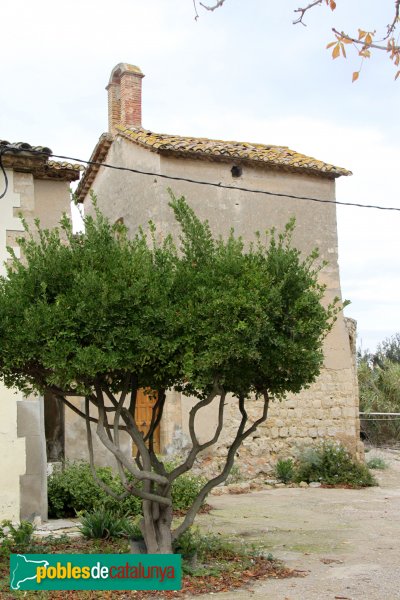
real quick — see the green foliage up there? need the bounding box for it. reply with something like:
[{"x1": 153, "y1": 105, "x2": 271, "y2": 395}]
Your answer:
[
  {"x1": 0, "y1": 203, "x2": 179, "y2": 396},
  {"x1": 171, "y1": 471, "x2": 207, "y2": 511},
  {"x1": 170, "y1": 198, "x2": 340, "y2": 399},
  {"x1": 358, "y1": 353, "x2": 400, "y2": 444},
  {"x1": 173, "y1": 527, "x2": 263, "y2": 575},
  {"x1": 0, "y1": 194, "x2": 338, "y2": 402},
  {"x1": 366, "y1": 457, "x2": 388, "y2": 470},
  {"x1": 48, "y1": 461, "x2": 141, "y2": 518},
  {"x1": 0, "y1": 520, "x2": 34, "y2": 556},
  {"x1": 160, "y1": 459, "x2": 207, "y2": 511},
  {"x1": 48, "y1": 460, "x2": 206, "y2": 518},
  {"x1": 0, "y1": 195, "x2": 340, "y2": 528},
  {"x1": 275, "y1": 458, "x2": 295, "y2": 483},
  {"x1": 295, "y1": 442, "x2": 376, "y2": 487},
  {"x1": 375, "y1": 333, "x2": 400, "y2": 365},
  {"x1": 78, "y1": 508, "x2": 139, "y2": 540}
]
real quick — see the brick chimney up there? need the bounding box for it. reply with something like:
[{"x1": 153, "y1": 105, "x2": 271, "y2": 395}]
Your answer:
[{"x1": 106, "y1": 63, "x2": 144, "y2": 133}]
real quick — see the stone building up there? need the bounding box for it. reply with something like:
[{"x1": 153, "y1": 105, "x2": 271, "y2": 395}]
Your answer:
[
  {"x1": 0, "y1": 141, "x2": 80, "y2": 520},
  {"x1": 73, "y1": 63, "x2": 363, "y2": 476}
]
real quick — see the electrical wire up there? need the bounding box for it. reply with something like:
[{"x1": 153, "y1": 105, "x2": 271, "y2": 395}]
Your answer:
[{"x1": 1, "y1": 143, "x2": 400, "y2": 212}]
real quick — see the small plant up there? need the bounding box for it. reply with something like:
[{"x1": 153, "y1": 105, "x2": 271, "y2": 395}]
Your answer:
[
  {"x1": 295, "y1": 441, "x2": 376, "y2": 487},
  {"x1": 173, "y1": 526, "x2": 202, "y2": 564},
  {"x1": 78, "y1": 507, "x2": 139, "y2": 540},
  {"x1": 367, "y1": 456, "x2": 388, "y2": 470},
  {"x1": 173, "y1": 527, "x2": 264, "y2": 576},
  {"x1": 275, "y1": 458, "x2": 295, "y2": 483},
  {"x1": 0, "y1": 520, "x2": 35, "y2": 556}
]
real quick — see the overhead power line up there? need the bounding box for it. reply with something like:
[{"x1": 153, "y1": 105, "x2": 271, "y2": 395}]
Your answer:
[{"x1": 1, "y1": 144, "x2": 400, "y2": 212}]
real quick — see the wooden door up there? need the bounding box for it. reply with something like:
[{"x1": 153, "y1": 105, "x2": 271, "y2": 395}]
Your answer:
[{"x1": 133, "y1": 388, "x2": 160, "y2": 454}]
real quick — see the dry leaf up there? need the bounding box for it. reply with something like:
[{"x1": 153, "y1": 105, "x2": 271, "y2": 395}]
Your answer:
[{"x1": 332, "y1": 44, "x2": 341, "y2": 59}]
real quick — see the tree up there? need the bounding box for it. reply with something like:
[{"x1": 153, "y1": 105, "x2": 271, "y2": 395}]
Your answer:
[
  {"x1": 358, "y1": 336, "x2": 400, "y2": 444},
  {"x1": 376, "y1": 333, "x2": 400, "y2": 365},
  {"x1": 0, "y1": 194, "x2": 339, "y2": 554},
  {"x1": 194, "y1": 1, "x2": 400, "y2": 80}
]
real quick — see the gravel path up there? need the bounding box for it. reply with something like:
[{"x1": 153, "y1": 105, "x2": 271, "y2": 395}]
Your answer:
[{"x1": 191, "y1": 448, "x2": 400, "y2": 600}]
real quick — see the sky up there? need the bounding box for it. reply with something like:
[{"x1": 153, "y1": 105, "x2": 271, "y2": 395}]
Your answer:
[{"x1": 1, "y1": 0, "x2": 399, "y2": 352}]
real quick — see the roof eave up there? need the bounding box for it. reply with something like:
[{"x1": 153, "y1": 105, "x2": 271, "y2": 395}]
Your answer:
[{"x1": 75, "y1": 133, "x2": 113, "y2": 202}]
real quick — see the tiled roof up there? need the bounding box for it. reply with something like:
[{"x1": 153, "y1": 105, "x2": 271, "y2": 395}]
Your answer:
[
  {"x1": 47, "y1": 160, "x2": 82, "y2": 173},
  {"x1": 76, "y1": 125, "x2": 351, "y2": 202},
  {"x1": 0, "y1": 140, "x2": 81, "y2": 181},
  {"x1": 116, "y1": 126, "x2": 352, "y2": 178},
  {"x1": 0, "y1": 140, "x2": 52, "y2": 155}
]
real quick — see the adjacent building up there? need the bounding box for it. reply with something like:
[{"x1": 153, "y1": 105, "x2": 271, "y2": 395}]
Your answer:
[{"x1": 0, "y1": 141, "x2": 80, "y2": 519}]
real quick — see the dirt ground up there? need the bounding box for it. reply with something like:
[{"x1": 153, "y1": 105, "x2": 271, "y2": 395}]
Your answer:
[{"x1": 192, "y1": 448, "x2": 400, "y2": 600}]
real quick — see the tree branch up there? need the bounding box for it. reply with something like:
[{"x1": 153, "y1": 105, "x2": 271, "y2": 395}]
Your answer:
[
  {"x1": 293, "y1": 0, "x2": 324, "y2": 26},
  {"x1": 50, "y1": 390, "x2": 129, "y2": 431},
  {"x1": 84, "y1": 396, "x2": 130, "y2": 502},
  {"x1": 143, "y1": 389, "x2": 166, "y2": 448},
  {"x1": 170, "y1": 385, "x2": 226, "y2": 481},
  {"x1": 386, "y1": 0, "x2": 400, "y2": 39},
  {"x1": 199, "y1": 0, "x2": 227, "y2": 12},
  {"x1": 332, "y1": 28, "x2": 400, "y2": 53},
  {"x1": 113, "y1": 375, "x2": 131, "y2": 486},
  {"x1": 172, "y1": 390, "x2": 269, "y2": 541},
  {"x1": 193, "y1": 0, "x2": 199, "y2": 20},
  {"x1": 128, "y1": 374, "x2": 139, "y2": 415},
  {"x1": 93, "y1": 381, "x2": 170, "y2": 493}
]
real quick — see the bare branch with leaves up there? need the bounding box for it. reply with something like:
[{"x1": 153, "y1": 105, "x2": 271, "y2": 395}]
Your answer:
[
  {"x1": 295, "y1": 0, "x2": 400, "y2": 80},
  {"x1": 193, "y1": 0, "x2": 400, "y2": 79}
]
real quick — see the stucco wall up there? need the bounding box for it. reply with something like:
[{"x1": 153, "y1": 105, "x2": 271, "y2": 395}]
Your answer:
[
  {"x1": 78, "y1": 137, "x2": 361, "y2": 473},
  {"x1": 0, "y1": 170, "x2": 72, "y2": 520},
  {"x1": 0, "y1": 170, "x2": 26, "y2": 520}
]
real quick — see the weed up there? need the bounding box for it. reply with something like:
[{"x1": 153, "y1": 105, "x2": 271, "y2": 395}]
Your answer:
[
  {"x1": 78, "y1": 507, "x2": 139, "y2": 540},
  {"x1": 295, "y1": 441, "x2": 377, "y2": 487},
  {"x1": 366, "y1": 456, "x2": 388, "y2": 470},
  {"x1": 275, "y1": 458, "x2": 295, "y2": 483},
  {"x1": 226, "y1": 464, "x2": 243, "y2": 485},
  {"x1": 0, "y1": 519, "x2": 35, "y2": 556}
]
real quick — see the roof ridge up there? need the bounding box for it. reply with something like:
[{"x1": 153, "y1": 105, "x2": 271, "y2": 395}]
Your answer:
[{"x1": 115, "y1": 125, "x2": 351, "y2": 178}]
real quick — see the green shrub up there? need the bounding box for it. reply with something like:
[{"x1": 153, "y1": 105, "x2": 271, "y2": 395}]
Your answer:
[
  {"x1": 171, "y1": 472, "x2": 207, "y2": 511},
  {"x1": 366, "y1": 457, "x2": 388, "y2": 470},
  {"x1": 48, "y1": 460, "x2": 206, "y2": 518},
  {"x1": 275, "y1": 458, "x2": 295, "y2": 483},
  {"x1": 295, "y1": 442, "x2": 376, "y2": 487},
  {"x1": 78, "y1": 508, "x2": 139, "y2": 540},
  {"x1": 48, "y1": 461, "x2": 141, "y2": 518},
  {"x1": 160, "y1": 459, "x2": 207, "y2": 511},
  {"x1": 358, "y1": 357, "x2": 400, "y2": 445}
]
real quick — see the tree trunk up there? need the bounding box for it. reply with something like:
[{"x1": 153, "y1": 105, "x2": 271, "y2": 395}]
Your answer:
[{"x1": 137, "y1": 501, "x2": 174, "y2": 554}]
